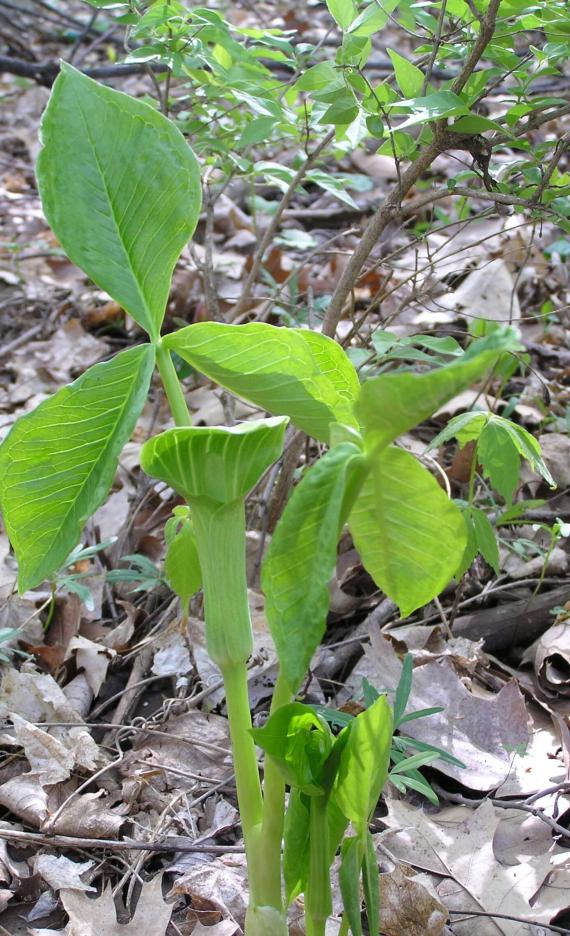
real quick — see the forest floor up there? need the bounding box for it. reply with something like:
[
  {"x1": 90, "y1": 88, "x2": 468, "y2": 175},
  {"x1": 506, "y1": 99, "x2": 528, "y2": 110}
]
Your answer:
[{"x1": 0, "y1": 2, "x2": 569, "y2": 935}]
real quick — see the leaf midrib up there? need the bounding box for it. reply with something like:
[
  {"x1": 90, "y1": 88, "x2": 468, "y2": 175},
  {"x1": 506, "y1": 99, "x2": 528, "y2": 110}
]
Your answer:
[
  {"x1": 75, "y1": 91, "x2": 155, "y2": 339},
  {"x1": 18, "y1": 350, "x2": 149, "y2": 581}
]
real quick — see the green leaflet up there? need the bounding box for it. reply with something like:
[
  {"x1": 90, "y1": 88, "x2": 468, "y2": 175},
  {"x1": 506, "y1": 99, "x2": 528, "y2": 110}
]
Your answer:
[
  {"x1": 140, "y1": 417, "x2": 289, "y2": 506},
  {"x1": 339, "y1": 836, "x2": 363, "y2": 936},
  {"x1": 355, "y1": 327, "x2": 522, "y2": 451},
  {"x1": 37, "y1": 64, "x2": 201, "y2": 341},
  {"x1": 387, "y1": 49, "x2": 425, "y2": 97},
  {"x1": 349, "y1": 446, "x2": 466, "y2": 617},
  {"x1": 362, "y1": 829, "x2": 380, "y2": 936},
  {"x1": 0, "y1": 344, "x2": 155, "y2": 592},
  {"x1": 262, "y1": 442, "x2": 365, "y2": 691},
  {"x1": 251, "y1": 702, "x2": 334, "y2": 795},
  {"x1": 429, "y1": 410, "x2": 555, "y2": 503},
  {"x1": 332, "y1": 694, "x2": 392, "y2": 831},
  {"x1": 164, "y1": 322, "x2": 360, "y2": 443},
  {"x1": 164, "y1": 511, "x2": 202, "y2": 610},
  {"x1": 326, "y1": 0, "x2": 357, "y2": 29},
  {"x1": 283, "y1": 789, "x2": 311, "y2": 905},
  {"x1": 465, "y1": 506, "x2": 500, "y2": 575}
]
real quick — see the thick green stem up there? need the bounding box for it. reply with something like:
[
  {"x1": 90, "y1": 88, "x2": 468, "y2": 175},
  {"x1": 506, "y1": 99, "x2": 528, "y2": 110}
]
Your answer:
[
  {"x1": 258, "y1": 671, "x2": 292, "y2": 909},
  {"x1": 305, "y1": 795, "x2": 332, "y2": 935},
  {"x1": 156, "y1": 342, "x2": 192, "y2": 427},
  {"x1": 190, "y1": 497, "x2": 287, "y2": 931},
  {"x1": 221, "y1": 662, "x2": 264, "y2": 885}
]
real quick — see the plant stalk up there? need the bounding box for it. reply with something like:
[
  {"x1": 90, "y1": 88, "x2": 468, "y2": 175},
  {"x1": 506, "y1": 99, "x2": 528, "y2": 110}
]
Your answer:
[
  {"x1": 190, "y1": 497, "x2": 287, "y2": 932},
  {"x1": 258, "y1": 670, "x2": 292, "y2": 909},
  {"x1": 156, "y1": 342, "x2": 192, "y2": 426},
  {"x1": 305, "y1": 795, "x2": 332, "y2": 936}
]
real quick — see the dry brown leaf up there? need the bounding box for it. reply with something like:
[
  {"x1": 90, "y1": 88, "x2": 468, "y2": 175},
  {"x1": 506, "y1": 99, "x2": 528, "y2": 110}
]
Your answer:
[
  {"x1": 126, "y1": 709, "x2": 232, "y2": 794},
  {"x1": 436, "y1": 259, "x2": 521, "y2": 323},
  {"x1": 61, "y1": 874, "x2": 172, "y2": 935},
  {"x1": 530, "y1": 617, "x2": 570, "y2": 697},
  {"x1": 381, "y1": 798, "x2": 570, "y2": 935},
  {"x1": 0, "y1": 666, "x2": 84, "y2": 725},
  {"x1": 0, "y1": 774, "x2": 49, "y2": 826},
  {"x1": 379, "y1": 863, "x2": 448, "y2": 936},
  {"x1": 537, "y1": 433, "x2": 570, "y2": 488},
  {"x1": 46, "y1": 790, "x2": 126, "y2": 839},
  {"x1": 349, "y1": 633, "x2": 532, "y2": 791},
  {"x1": 191, "y1": 922, "x2": 239, "y2": 936},
  {"x1": 503, "y1": 545, "x2": 568, "y2": 580},
  {"x1": 65, "y1": 636, "x2": 115, "y2": 697},
  {"x1": 152, "y1": 630, "x2": 192, "y2": 678},
  {"x1": 10, "y1": 714, "x2": 75, "y2": 785},
  {"x1": 34, "y1": 854, "x2": 95, "y2": 893},
  {"x1": 169, "y1": 854, "x2": 248, "y2": 930}
]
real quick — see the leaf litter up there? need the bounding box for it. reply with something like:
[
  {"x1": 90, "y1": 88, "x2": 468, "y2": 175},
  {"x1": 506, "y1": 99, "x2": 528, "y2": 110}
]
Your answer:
[{"x1": 0, "y1": 2, "x2": 569, "y2": 935}]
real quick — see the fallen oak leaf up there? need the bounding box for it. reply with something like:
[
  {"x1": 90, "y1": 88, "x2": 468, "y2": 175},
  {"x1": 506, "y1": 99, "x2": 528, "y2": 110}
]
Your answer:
[{"x1": 61, "y1": 874, "x2": 172, "y2": 935}]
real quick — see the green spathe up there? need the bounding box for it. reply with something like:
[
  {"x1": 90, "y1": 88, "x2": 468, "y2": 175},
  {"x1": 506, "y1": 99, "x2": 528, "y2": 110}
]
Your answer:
[
  {"x1": 37, "y1": 64, "x2": 202, "y2": 341},
  {"x1": 140, "y1": 417, "x2": 289, "y2": 505}
]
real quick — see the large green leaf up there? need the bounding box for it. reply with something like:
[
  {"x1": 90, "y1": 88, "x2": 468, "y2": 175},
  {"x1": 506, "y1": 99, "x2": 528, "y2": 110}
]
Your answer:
[
  {"x1": 0, "y1": 345, "x2": 155, "y2": 592},
  {"x1": 164, "y1": 322, "x2": 360, "y2": 442},
  {"x1": 140, "y1": 417, "x2": 289, "y2": 505},
  {"x1": 262, "y1": 442, "x2": 364, "y2": 691},
  {"x1": 37, "y1": 64, "x2": 202, "y2": 341},
  {"x1": 355, "y1": 327, "x2": 522, "y2": 452},
  {"x1": 332, "y1": 694, "x2": 392, "y2": 830},
  {"x1": 326, "y1": 0, "x2": 357, "y2": 29},
  {"x1": 349, "y1": 446, "x2": 466, "y2": 617}
]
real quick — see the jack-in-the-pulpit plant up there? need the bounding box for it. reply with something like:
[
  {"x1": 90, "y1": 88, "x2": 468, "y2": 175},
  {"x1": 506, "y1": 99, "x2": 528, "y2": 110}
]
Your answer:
[{"x1": 0, "y1": 66, "x2": 552, "y2": 935}]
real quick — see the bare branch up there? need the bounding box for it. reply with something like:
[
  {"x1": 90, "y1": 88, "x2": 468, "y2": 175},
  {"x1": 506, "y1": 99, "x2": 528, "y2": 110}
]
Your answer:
[
  {"x1": 230, "y1": 128, "x2": 336, "y2": 320},
  {"x1": 322, "y1": 0, "x2": 504, "y2": 339}
]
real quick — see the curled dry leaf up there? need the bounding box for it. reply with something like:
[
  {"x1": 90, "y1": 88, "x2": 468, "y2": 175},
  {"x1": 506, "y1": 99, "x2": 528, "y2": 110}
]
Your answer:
[
  {"x1": 8, "y1": 715, "x2": 100, "y2": 787},
  {"x1": 530, "y1": 616, "x2": 570, "y2": 698},
  {"x1": 61, "y1": 874, "x2": 172, "y2": 936},
  {"x1": 0, "y1": 774, "x2": 48, "y2": 826},
  {"x1": 379, "y1": 863, "x2": 448, "y2": 936},
  {"x1": 0, "y1": 819, "x2": 29, "y2": 880},
  {"x1": 10, "y1": 713, "x2": 76, "y2": 785},
  {"x1": 169, "y1": 854, "x2": 248, "y2": 930},
  {"x1": 34, "y1": 854, "x2": 95, "y2": 893}
]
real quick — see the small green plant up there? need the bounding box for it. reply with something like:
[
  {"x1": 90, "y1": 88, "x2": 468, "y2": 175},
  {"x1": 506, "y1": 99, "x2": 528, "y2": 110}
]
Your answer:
[{"x1": 0, "y1": 66, "x2": 553, "y2": 935}]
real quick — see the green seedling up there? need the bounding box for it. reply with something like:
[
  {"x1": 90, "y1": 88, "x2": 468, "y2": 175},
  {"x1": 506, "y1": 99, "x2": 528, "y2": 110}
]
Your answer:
[{"x1": 0, "y1": 67, "x2": 546, "y2": 934}]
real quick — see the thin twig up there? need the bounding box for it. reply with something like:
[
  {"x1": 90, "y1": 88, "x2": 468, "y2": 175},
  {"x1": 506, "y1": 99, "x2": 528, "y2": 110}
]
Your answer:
[
  {"x1": 322, "y1": 0, "x2": 503, "y2": 339},
  {"x1": 447, "y1": 909, "x2": 570, "y2": 934},
  {"x1": 230, "y1": 128, "x2": 336, "y2": 319},
  {"x1": 0, "y1": 826, "x2": 244, "y2": 854}
]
